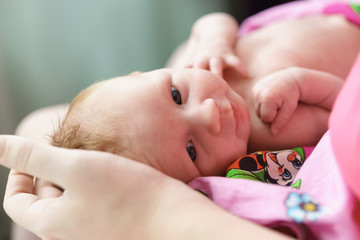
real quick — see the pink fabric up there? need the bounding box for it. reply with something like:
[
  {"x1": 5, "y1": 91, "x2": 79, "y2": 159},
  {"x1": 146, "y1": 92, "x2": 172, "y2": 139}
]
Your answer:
[
  {"x1": 239, "y1": 0, "x2": 360, "y2": 36},
  {"x1": 324, "y1": 3, "x2": 360, "y2": 25},
  {"x1": 188, "y1": 2, "x2": 360, "y2": 238},
  {"x1": 189, "y1": 132, "x2": 360, "y2": 239},
  {"x1": 330, "y1": 52, "x2": 360, "y2": 199},
  {"x1": 304, "y1": 146, "x2": 314, "y2": 160}
]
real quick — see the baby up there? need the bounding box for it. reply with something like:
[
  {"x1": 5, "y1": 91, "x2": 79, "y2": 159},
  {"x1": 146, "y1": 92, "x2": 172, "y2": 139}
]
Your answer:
[{"x1": 52, "y1": 2, "x2": 360, "y2": 183}]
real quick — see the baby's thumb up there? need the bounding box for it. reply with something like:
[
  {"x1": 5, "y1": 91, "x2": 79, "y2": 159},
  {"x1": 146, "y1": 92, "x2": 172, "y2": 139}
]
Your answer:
[
  {"x1": 271, "y1": 119, "x2": 287, "y2": 135},
  {"x1": 270, "y1": 104, "x2": 296, "y2": 135}
]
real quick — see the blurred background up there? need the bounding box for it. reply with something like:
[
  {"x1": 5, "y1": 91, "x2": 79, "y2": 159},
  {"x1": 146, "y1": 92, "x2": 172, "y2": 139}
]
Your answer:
[{"x1": 0, "y1": 0, "x2": 293, "y2": 239}]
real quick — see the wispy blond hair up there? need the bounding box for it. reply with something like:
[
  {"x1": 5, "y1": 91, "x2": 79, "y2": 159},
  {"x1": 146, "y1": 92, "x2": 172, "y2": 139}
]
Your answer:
[
  {"x1": 51, "y1": 80, "x2": 123, "y2": 154},
  {"x1": 51, "y1": 71, "x2": 142, "y2": 155}
]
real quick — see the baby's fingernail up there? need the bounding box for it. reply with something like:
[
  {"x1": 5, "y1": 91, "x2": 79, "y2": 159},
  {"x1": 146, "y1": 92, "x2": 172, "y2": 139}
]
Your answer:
[{"x1": 0, "y1": 137, "x2": 6, "y2": 159}]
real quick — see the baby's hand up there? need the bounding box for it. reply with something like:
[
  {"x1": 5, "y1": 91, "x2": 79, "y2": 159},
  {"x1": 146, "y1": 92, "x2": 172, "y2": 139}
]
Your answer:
[
  {"x1": 184, "y1": 44, "x2": 247, "y2": 78},
  {"x1": 252, "y1": 69, "x2": 300, "y2": 135}
]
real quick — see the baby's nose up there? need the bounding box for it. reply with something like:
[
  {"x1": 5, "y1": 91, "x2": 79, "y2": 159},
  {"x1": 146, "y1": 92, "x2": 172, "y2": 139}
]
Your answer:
[{"x1": 189, "y1": 98, "x2": 221, "y2": 134}]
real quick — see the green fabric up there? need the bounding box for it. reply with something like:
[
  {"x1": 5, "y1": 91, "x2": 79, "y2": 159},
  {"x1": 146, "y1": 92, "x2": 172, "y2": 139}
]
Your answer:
[
  {"x1": 351, "y1": 3, "x2": 360, "y2": 16},
  {"x1": 227, "y1": 168, "x2": 266, "y2": 182}
]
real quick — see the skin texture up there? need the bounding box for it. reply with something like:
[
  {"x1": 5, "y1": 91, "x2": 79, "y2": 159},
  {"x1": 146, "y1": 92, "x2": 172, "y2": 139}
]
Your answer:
[{"x1": 73, "y1": 68, "x2": 250, "y2": 182}]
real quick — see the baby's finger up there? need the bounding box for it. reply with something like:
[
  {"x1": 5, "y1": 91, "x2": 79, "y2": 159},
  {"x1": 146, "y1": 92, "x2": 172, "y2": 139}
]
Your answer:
[
  {"x1": 209, "y1": 57, "x2": 223, "y2": 77},
  {"x1": 182, "y1": 63, "x2": 193, "y2": 69},
  {"x1": 271, "y1": 101, "x2": 297, "y2": 135},
  {"x1": 194, "y1": 58, "x2": 209, "y2": 70},
  {"x1": 258, "y1": 102, "x2": 278, "y2": 123},
  {"x1": 225, "y1": 55, "x2": 248, "y2": 77}
]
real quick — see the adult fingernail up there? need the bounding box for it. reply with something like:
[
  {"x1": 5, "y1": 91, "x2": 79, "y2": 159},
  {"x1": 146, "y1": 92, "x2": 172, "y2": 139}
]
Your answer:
[{"x1": 0, "y1": 137, "x2": 6, "y2": 159}]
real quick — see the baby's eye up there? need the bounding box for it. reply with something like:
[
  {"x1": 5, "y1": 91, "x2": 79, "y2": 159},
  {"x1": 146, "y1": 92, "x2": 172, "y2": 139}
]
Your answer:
[
  {"x1": 186, "y1": 141, "x2": 197, "y2": 162},
  {"x1": 171, "y1": 86, "x2": 182, "y2": 105}
]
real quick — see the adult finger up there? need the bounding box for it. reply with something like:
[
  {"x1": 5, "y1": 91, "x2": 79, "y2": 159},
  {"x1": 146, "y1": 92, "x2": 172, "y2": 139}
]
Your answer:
[
  {"x1": 35, "y1": 179, "x2": 64, "y2": 198},
  {"x1": 4, "y1": 170, "x2": 67, "y2": 239},
  {"x1": 4, "y1": 170, "x2": 36, "y2": 200},
  {"x1": 4, "y1": 170, "x2": 43, "y2": 228},
  {"x1": 0, "y1": 135, "x2": 102, "y2": 189}
]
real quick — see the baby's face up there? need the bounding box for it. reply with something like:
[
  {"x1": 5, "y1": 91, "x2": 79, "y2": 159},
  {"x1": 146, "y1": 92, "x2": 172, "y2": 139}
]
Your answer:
[{"x1": 88, "y1": 68, "x2": 250, "y2": 182}]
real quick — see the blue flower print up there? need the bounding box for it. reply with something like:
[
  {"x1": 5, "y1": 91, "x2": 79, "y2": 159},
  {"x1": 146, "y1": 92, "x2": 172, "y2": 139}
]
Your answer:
[{"x1": 286, "y1": 192, "x2": 323, "y2": 223}]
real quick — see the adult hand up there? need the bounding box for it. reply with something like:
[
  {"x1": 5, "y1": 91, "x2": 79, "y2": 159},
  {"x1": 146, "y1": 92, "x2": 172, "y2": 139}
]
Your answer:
[
  {"x1": 0, "y1": 135, "x2": 295, "y2": 240},
  {"x1": 0, "y1": 135, "x2": 182, "y2": 240}
]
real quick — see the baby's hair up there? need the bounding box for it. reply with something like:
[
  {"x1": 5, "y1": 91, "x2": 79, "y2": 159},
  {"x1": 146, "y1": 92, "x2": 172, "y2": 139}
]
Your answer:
[
  {"x1": 51, "y1": 71, "x2": 143, "y2": 154},
  {"x1": 51, "y1": 80, "x2": 121, "y2": 154}
]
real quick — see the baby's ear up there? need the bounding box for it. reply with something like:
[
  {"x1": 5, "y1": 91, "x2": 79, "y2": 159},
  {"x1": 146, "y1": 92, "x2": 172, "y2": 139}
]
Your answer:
[{"x1": 129, "y1": 71, "x2": 143, "y2": 76}]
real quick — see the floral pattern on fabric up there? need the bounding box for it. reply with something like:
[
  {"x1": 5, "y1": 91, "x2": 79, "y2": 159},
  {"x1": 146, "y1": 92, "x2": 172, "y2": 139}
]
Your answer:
[{"x1": 286, "y1": 192, "x2": 323, "y2": 223}]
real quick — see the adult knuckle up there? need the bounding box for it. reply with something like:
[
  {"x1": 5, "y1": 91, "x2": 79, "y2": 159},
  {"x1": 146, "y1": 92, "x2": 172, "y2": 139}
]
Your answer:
[{"x1": 11, "y1": 142, "x2": 34, "y2": 173}]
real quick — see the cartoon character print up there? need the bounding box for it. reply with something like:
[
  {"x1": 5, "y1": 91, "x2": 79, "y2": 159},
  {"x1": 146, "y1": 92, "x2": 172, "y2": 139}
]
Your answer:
[
  {"x1": 266, "y1": 150, "x2": 304, "y2": 185},
  {"x1": 226, "y1": 147, "x2": 309, "y2": 186}
]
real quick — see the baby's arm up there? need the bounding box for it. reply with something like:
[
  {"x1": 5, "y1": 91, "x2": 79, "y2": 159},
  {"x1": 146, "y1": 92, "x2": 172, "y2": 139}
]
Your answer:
[
  {"x1": 169, "y1": 13, "x2": 247, "y2": 77},
  {"x1": 253, "y1": 67, "x2": 343, "y2": 134}
]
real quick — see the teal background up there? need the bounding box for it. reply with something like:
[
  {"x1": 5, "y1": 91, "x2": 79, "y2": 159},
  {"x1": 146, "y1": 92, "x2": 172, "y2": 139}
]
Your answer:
[{"x1": 0, "y1": 0, "x2": 240, "y2": 133}]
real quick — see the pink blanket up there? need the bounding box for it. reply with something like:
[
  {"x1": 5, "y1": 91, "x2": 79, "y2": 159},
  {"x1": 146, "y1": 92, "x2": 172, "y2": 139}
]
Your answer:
[{"x1": 330, "y1": 52, "x2": 360, "y2": 198}]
